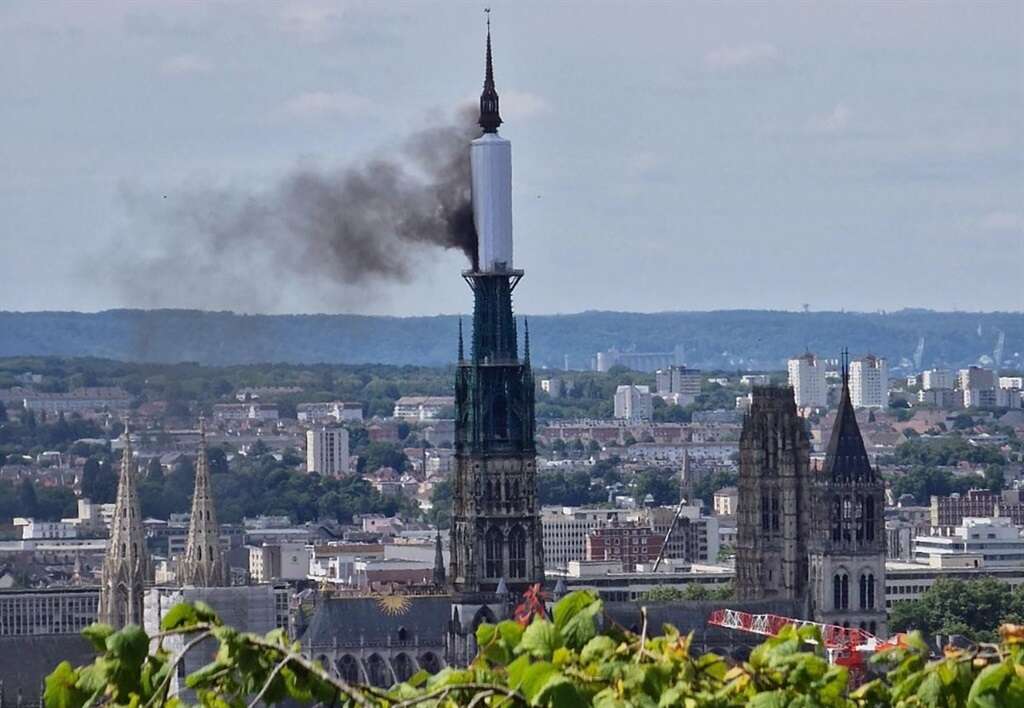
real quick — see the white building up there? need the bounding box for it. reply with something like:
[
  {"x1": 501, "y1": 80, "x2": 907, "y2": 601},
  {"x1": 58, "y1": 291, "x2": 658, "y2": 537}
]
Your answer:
[
  {"x1": 999, "y1": 376, "x2": 1023, "y2": 390},
  {"x1": 913, "y1": 517, "x2": 1024, "y2": 567},
  {"x1": 306, "y1": 427, "x2": 350, "y2": 477},
  {"x1": 788, "y1": 353, "x2": 828, "y2": 408},
  {"x1": 541, "y1": 507, "x2": 629, "y2": 571},
  {"x1": 392, "y1": 396, "x2": 454, "y2": 421},
  {"x1": 849, "y1": 355, "x2": 888, "y2": 408},
  {"x1": 740, "y1": 374, "x2": 771, "y2": 387},
  {"x1": 0, "y1": 587, "x2": 99, "y2": 636},
  {"x1": 13, "y1": 518, "x2": 78, "y2": 540},
  {"x1": 922, "y1": 369, "x2": 954, "y2": 390},
  {"x1": 248, "y1": 542, "x2": 311, "y2": 583},
  {"x1": 614, "y1": 385, "x2": 653, "y2": 421},
  {"x1": 655, "y1": 366, "x2": 702, "y2": 407},
  {"x1": 296, "y1": 401, "x2": 363, "y2": 423},
  {"x1": 712, "y1": 487, "x2": 738, "y2": 516}
]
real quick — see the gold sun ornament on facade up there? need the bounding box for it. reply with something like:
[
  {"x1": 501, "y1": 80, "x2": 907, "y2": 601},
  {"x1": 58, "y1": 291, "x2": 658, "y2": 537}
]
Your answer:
[{"x1": 376, "y1": 593, "x2": 412, "y2": 616}]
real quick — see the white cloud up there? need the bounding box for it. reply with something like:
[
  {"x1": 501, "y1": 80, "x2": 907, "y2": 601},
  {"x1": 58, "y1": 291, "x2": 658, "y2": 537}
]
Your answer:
[
  {"x1": 160, "y1": 53, "x2": 213, "y2": 76},
  {"x1": 276, "y1": 91, "x2": 376, "y2": 121},
  {"x1": 703, "y1": 43, "x2": 780, "y2": 71},
  {"x1": 807, "y1": 103, "x2": 851, "y2": 134},
  {"x1": 979, "y1": 210, "x2": 1023, "y2": 232}
]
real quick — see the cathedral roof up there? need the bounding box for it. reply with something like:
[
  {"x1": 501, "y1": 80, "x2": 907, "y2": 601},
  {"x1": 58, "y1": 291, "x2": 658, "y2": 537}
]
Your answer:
[
  {"x1": 300, "y1": 595, "x2": 452, "y2": 647},
  {"x1": 822, "y1": 367, "x2": 874, "y2": 484}
]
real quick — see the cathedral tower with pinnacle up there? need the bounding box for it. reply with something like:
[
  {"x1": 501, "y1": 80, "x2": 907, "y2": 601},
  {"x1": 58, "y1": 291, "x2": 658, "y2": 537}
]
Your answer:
[
  {"x1": 449, "y1": 21, "x2": 544, "y2": 606},
  {"x1": 808, "y1": 353, "x2": 887, "y2": 634},
  {"x1": 99, "y1": 426, "x2": 152, "y2": 627},
  {"x1": 180, "y1": 420, "x2": 226, "y2": 587}
]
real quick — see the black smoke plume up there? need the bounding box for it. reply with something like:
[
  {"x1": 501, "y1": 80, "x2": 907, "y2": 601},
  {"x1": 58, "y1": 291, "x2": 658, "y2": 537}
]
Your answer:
[{"x1": 110, "y1": 109, "x2": 479, "y2": 312}]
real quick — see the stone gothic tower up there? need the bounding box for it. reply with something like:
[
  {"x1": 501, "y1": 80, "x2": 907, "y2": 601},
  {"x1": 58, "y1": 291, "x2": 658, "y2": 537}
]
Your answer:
[
  {"x1": 735, "y1": 386, "x2": 811, "y2": 602},
  {"x1": 180, "y1": 421, "x2": 225, "y2": 587},
  {"x1": 808, "y1": 357, "x2": 887, "y2": 634},
  {"x1": 449, "y1": 22, "x2": 544, "y2": 603},
  {"x1": 99, "y1": 426, "x2": 151, "y2": 627}
]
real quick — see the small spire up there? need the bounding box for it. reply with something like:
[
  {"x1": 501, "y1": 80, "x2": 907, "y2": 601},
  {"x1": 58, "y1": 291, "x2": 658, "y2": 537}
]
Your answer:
[
  {"x1": 841, "y1": 348, "x2": 850, "y2": 388},
  {"x1": 523, "y1": 318, "x2": 531, "y2": 365},
  {"x1": 478, "y1": 9, "x2": 502, "y2": 133},
  {"x1": 433, "y1": 531, "x2": 446, "y2": 586},
  {"x1": 458, "y1": 318, "x2": 465, "y2": 360}
]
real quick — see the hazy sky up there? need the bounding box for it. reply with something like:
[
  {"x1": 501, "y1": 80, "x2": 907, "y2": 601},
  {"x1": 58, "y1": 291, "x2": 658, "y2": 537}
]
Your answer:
[{"x1": 1, "y1": 1, "x2": 1021, "y2": 316}]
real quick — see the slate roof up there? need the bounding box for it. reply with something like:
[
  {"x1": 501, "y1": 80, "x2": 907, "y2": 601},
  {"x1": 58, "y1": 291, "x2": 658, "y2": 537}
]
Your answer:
[
  {"x1": 822, "y1": 380, "x2": 874, "y2": 484},
  {"x1": 0, "y1": 635, "x2": 94, "y2": 705},
  {"x1": 300, "y1": 595, "x2": 452, "y2": 648}
]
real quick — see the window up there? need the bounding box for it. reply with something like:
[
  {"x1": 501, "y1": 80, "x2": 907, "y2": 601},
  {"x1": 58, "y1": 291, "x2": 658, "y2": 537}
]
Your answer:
[
  {"x1": 485, "y1": 527, "x2": 503, "y2": 578},
  {"x1": 834, "y1": 572, "x2": 849, "y2": 610},
  {"x1": 509, "y1": 526, "x2": 527, "y2": 578}
]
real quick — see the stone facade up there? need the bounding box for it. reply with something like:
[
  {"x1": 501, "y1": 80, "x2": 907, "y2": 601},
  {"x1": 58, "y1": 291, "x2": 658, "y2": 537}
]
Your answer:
[
  {"x1": 735, "y1": 386, "x2": 812, "y2": 603},
  {"x1": 99, "y1": 428, "x2": 152, "y2": 627}
]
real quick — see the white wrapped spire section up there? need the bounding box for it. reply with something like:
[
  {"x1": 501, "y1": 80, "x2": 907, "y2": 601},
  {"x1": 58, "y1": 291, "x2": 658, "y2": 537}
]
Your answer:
[{"x1": 471, "y1": 132, "x2": 513, "y2": 272}]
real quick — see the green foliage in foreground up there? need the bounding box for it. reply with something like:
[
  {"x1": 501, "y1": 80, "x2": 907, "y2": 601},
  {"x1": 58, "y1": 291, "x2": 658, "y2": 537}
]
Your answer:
[
  {"x1": 889, "y1": 577, "x2": 1024, "y2": 644},
  {"x1": 46, "y1": 592, "x2": 1024, "y2": 707}
]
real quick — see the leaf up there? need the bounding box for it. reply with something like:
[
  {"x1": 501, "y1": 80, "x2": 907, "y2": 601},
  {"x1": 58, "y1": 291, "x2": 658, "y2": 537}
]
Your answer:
[
  {"x1": 580, "y1": 636, "x2": 616, "y2": 664},
  {"x1": 519, "y1": 620, "x2": 562, "y2": 660},
  {"x1": 45, "y1": 662, "x2": 86, "y2": 708},
  {"x1": 160, "y1": 604, "x2": 198, "y2": 632},
  {"x1": 185, "y1": 660, "x2": 227, "y2": 689},
  {"x1": 967, "y1": 662, "x2": 1012, "y2": 706},
  {"x1": 553, "y1": 591, "x2": 598, "y2": 632},
  {"x1": 515, "y1": 661, "x2": 558, "y2": 702},
  {"x1": 535, "y1": 673, "x2": 588, "y2": 708},
  {"x1": 192, "y1": 601, "x2": 222, "y2": 625},
  {"x1": 81, "y1": 623, "x2": 114, "y2": 653},
  {"x1": 106, "y1": 625, "x2": 149, "y2": 667},
  {"x1": 560, "y1": 597, "x2": 602, "y2": 650}
]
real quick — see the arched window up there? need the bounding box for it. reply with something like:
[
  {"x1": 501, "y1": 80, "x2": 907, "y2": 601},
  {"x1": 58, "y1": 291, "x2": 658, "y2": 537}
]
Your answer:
[
  {"x1": 392, "y1": 653, "x2": 414, "y2": 683},
  {"x1": 831, "y1": 497, "x2": 842, "y2": 542},
  {"x1": 509, "y1": 526, "x2": 527, "y2": 578},
  {"x1": 771, "y1": 493, "x2": 780, "y2": 531},
  {"x1": 859, "y1": 573, "x2": 867, "y2": 609},
  {"x1": 485, "y1": 527, "x2": 503, "y2": 578},
  {"x1": 397, "y1": 627, "x2": 408, "y2": 642},
  {"x1": 864, "y1": 498, "x2": 876, "y2": 542},
  {"x1": 365, "y1": 654, "x2": 390, "y2": 688},
  {"x1": 842, "y1": 497, "x2": 853, "y2": 542},
  {"x1": 208, "y1": 545, "x2": 214, "y2": 561},
  {"x1": 761, "y1": 496, "x2": 770, "y2": 531},
  {"x1": 419, "y1": 652, "x2": 441, "y2": 674},
  {"x1": 855, "y1": 496, "x2": 865, "y2": 542},
  {"x1": 337, "y1": 655, "x2": 360, "y2": 683},
  {"x1": 869, "y1": 621, "x2": 877, "y2": 635},
  {"x1": 834, "y1": 572, "x2": 849, "y2": 610},
  {"x1": 867, "y1": 573, "x2": 875, "y2": 609},
  {"x1": 197, "y1": 546, "x2": 202, "y2": 561}
]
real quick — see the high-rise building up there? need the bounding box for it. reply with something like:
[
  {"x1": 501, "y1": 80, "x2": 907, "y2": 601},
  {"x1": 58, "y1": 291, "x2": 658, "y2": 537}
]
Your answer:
[
  {"x1": 787, "y1": 353, "x2": 828, "y2": 408},
  {"x1": 849, "y1": 355, "x2": 888, "y2": 408},
  {"x1": 735, "y1": 386, "x2": 812, "y2": 601},
  {"x1": 655, "y1": 365, "x2": 702, "y2": 406},
  {"x1": 613, "y1": 384, "x2": 653, "y2": 420},
  {"x1": 180, "y1": 421, "x2": 226, "y2": 587},
  {"x1": 960, "y1": 366, "x2": 997, "y2": 408},
  {"x1": 99, "y1": 427, "x2": 152, "y2": 627},
  {"x1": 449, "y1": 26, "x2": 544, "y2": 609},
  {"x1": 807, "y1": 359, "x2": 887, "y2": 635},
  {"x1": 922, "y1": 369, "x2": 953, "y2": 391},
  {"x1": 306, "y1": 426, "x2": 350, "y2": 476}
]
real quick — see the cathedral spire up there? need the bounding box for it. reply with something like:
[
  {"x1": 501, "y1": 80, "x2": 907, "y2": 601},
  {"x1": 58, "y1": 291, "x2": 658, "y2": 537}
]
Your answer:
[
  {"x1": 181, "y1": 418, "x2": 225, "y2": 587},
  {"x1": 478, "y1": 10, "x2": 502, "y2": 134},
  {"x1": 433, "y1": 531, "x2": 446, "y2": 587},
  {"x1": 99, "y1": 423, "x2": 150, "y2": 627},
  {"x1": 458, "y1": 318, "x2": 464, "y2": 361}
]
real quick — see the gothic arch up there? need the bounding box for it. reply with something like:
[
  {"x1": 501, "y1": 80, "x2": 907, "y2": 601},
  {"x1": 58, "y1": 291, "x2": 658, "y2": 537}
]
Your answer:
[
  {"x1": 508, "y1": 525, "x2": 527, "y2": 578},
  {"x1": 419, "y1": 652, "x2": 442, "y2": 674},
  {"x1": 364, "y1": 653, "x2": 392, "y2": 688},
  {"x1": 392, "y1": 653, "x2": 415, "y2": 683},
  {"x1": 472, "y1": 606, "x2": 497, "y2": 629},
  {"x1": 484, "y1": 526, "x2": 503, "y2": 578},
  {"x1": 336, "y1": 654, "x2": 360, "y2": 683}
]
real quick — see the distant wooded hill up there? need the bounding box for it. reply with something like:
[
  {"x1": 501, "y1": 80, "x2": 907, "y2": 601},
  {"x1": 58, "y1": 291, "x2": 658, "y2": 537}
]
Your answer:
[{"x1": 0, "y1": 309, "x2": 1020, "y2": 371}]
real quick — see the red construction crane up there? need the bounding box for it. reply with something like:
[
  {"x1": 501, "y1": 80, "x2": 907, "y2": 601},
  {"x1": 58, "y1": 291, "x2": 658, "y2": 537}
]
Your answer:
[{"x1": 707, "y1": 608, "x2": 907, "y2": 685}]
